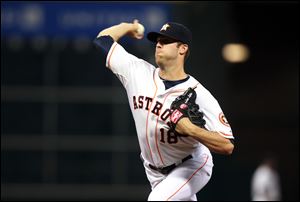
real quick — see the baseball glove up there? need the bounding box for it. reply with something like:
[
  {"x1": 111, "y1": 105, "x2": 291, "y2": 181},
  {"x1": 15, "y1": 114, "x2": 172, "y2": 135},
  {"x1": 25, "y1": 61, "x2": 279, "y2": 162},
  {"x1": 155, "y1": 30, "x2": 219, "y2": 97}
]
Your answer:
[{"x1": 169, "y1": 87, "x2": 206, "y2": 132}]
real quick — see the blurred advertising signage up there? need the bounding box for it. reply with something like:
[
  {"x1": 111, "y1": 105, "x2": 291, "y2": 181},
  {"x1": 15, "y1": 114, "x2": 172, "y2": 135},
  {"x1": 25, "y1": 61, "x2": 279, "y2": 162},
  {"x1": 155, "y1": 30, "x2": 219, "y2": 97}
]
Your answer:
[{"x1": 1, "y1": 2, "x2": 171, "y2": 38}]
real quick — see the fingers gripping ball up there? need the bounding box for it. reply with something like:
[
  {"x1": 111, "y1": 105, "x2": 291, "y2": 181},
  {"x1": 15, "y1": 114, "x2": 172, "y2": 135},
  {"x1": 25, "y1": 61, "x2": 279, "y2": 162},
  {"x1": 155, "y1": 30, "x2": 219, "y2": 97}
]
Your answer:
[
  {"x1": 137, "y1": 23, "x2": 145, "y2": 35},
  {"x1": 170, "y1": 87, "x2": 206, "y2": 132}
]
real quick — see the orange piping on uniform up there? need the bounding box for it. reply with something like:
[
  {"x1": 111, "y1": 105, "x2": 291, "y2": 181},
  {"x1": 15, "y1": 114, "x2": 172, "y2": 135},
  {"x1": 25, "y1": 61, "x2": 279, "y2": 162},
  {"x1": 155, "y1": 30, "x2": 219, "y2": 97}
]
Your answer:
[
  {"x1": 166, "y1": 154, "x2": 209, "y2": 201},
  {"x1": 145, "y1": 68, "x2": 158, "y2": 164},
  {"x1": 218, "y1": 131, "x2": 233, "y2": 137},
  {"x1": 107, "y1": 43, "x2": 118, "y2": 69},
  {"x1": 192, "y1": 82, "x2": 200, "y2": 89},
  {"x1": 154, "y1": 89, "x2": 185, "y2": 166}
]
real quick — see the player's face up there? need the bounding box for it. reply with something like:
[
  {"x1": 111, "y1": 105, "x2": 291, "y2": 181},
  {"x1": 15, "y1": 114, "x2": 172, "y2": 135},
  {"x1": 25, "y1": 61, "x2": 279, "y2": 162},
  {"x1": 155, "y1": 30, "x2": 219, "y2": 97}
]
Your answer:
[{"x1": 155, "y1": 36, "x2": 181, "y2": 66}]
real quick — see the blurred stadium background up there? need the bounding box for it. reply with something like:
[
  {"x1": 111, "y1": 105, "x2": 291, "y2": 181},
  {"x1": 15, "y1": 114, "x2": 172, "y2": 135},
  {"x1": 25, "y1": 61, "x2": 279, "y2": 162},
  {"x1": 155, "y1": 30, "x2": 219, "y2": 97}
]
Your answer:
[{"x1": 1, "y1": 1, "x2": 298, "y2": 201}]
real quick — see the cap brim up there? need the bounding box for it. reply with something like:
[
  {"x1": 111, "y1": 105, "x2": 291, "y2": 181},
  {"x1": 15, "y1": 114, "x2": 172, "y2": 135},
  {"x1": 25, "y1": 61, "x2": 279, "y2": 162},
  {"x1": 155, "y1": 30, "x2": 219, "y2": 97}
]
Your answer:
[
  {"x1": 147, "y1": 32, "x2": 179, "y2": 43},
  {"x1": 147, "y1": 32, "x2": 163, "y2": 43}
]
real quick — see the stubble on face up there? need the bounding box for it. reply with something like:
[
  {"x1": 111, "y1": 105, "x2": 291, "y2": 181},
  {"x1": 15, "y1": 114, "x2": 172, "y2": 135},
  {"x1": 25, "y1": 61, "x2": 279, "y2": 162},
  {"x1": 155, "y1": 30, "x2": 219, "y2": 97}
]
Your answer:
[{"x1": 155, "y1": 44, "x2": 178, "y2": 68}]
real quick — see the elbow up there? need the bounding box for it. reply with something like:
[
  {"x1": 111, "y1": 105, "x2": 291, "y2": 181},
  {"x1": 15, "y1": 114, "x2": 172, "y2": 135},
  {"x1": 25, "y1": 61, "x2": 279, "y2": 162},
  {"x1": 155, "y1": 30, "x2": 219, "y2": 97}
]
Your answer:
[
  {"x1": 223, "y1": 142, "x2": 234, "y2": 155},
  {"x1": 212, "y1": 142, "x2": 234, "y2": 155}
]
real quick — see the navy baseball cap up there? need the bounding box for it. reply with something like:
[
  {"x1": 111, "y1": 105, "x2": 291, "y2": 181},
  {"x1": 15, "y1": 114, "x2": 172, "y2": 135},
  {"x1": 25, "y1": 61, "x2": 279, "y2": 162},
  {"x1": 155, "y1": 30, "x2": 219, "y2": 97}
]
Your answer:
[{"x1": 147, "y1": 22, "x2": 192, "y2": 47}]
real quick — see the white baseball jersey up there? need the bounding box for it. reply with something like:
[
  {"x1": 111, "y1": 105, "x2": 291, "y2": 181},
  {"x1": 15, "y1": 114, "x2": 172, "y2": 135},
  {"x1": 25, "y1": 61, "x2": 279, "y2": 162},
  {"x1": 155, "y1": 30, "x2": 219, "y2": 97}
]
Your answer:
[
  {"x1": 105, "y1": 40, "x2": 234, "y2": 200},
  {"x1": 251, "y1": 164, "x2": 281, "y2": 201}
]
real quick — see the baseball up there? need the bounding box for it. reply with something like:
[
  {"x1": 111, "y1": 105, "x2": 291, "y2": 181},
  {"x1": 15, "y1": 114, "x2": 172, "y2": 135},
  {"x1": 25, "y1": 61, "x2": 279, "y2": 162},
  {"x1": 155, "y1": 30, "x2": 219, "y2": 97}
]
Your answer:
[{"x1": 137, "y1": 23, "x2": 145, "y2": 35}]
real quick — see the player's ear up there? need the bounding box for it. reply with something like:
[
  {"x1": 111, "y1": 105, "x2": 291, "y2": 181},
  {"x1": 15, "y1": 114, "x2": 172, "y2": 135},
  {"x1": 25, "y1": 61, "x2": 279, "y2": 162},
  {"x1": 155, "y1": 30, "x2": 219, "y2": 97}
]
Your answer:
[{"x1": 179, "y1": 44, "x2": 188, "y2": 56}]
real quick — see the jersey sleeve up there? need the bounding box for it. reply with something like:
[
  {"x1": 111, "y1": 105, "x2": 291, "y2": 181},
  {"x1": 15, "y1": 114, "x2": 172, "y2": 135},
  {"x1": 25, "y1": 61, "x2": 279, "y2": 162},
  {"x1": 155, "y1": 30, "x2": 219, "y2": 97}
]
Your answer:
[
  {"x1": 105, "y1": 40, "x2": 151, "y2": 88},
  {"x1": 196, "y1": 86, "x2": 234, "y2": 139},
  {"x1": 93, "y1": 35, "x2": 115, "y2": 55}
]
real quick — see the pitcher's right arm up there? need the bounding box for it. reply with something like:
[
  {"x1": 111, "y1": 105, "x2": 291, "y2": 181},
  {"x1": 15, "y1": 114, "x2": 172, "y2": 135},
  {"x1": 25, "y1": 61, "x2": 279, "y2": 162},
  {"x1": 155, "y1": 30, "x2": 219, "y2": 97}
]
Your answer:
[{"x1": 97, "y1": 19, "x2": 144, "y2": 41}]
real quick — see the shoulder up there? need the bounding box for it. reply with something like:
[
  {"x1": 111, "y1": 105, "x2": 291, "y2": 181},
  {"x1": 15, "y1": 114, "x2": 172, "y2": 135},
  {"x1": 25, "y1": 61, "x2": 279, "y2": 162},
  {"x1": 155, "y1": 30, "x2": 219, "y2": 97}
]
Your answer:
[
  {"x1": 188, "y1": 76, "x2": 212, "y2": 97},
  {"x1": 107, "y1": 41, "x2": 155, "y2": 70},
  {"x1": 187, "y1": 76, "x2": 220, "y2": 106}
]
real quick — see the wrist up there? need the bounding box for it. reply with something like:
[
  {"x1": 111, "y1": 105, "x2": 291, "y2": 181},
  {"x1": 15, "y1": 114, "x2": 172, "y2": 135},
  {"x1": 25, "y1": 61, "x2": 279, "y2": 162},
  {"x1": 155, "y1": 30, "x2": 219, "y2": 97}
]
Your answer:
[
  {"x1": 176, "y1": 118, "x2": 195, "y2": 135},
  {"x1": 120, "y1": 22, "x2": 137, "y2": 33}
]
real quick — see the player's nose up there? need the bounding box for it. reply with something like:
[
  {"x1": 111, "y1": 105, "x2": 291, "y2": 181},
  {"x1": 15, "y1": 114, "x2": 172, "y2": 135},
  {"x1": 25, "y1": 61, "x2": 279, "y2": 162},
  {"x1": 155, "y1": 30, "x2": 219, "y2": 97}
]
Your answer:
[{"x1": 156, "y1": 42, "x2": 162, "y2": 49}]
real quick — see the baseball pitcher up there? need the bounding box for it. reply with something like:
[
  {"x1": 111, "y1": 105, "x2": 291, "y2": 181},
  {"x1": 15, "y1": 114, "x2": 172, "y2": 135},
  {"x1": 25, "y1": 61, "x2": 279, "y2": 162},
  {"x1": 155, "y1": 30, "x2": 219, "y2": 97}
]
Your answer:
[{"x1": 93, "y1": 19, "x2": 234, "y2": 201}]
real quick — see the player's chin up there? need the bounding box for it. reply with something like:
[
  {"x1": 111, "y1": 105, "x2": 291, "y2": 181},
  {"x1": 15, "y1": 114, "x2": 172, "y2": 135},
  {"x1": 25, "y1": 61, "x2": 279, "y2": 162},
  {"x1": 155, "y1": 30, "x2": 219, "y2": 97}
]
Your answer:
[
  {"x1": 155, "y1": 58, "x2": 164, "y2": 67},
  {"x1": 155, "y1": 55, "x2": 164, "y2": 64}
]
